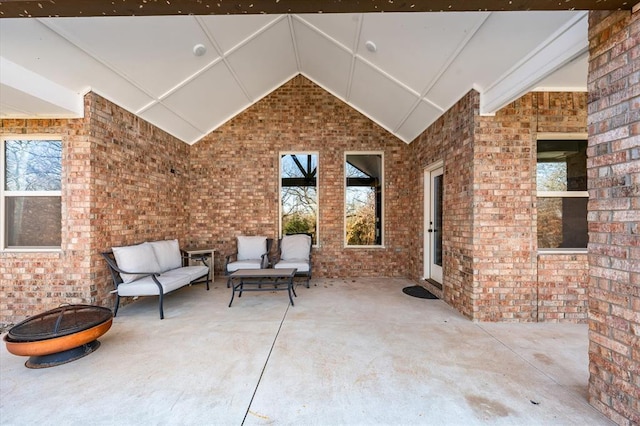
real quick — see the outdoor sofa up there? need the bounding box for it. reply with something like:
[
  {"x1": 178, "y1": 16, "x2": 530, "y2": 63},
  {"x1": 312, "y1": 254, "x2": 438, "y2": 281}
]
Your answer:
[{"x1": 102, "y1": 239, "x2": 210, "y2": 319}]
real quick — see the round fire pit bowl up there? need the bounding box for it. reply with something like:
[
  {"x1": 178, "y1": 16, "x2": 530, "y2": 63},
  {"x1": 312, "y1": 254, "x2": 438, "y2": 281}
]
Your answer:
[{"x1": 3, "y1": 304, "x2": 113, "y2": 369}]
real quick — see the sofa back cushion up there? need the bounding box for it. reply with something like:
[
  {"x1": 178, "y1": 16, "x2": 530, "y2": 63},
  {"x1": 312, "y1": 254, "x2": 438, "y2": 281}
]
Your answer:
[
  {"x1": 237, "y1": 236, "x2": 267, "y2": 260},
  {"x1": 112, "y1": 243, "x2": 161, "y2": 283},
  {"x1": 280, "y1": 234, "x2": 311, "y2": 261},
  {"x1": 148, "y1": 239, "x2": 182, "y2": 272}
]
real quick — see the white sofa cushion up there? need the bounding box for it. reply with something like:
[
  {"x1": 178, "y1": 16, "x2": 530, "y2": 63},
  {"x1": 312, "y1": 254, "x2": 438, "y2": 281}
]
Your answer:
[
  {"x1": 148, "y1": 239, "x2": 182, "y2": 272},
  {"x1": 116, "y1": 273, "x2": 191, "y2": 296},
  {"x1": 237, "y1": 236, "x2": 267, "y2": 260},
  {"x1": 280, "y1": 234, "x2": 311, "y2": 261},
  {"x1": 226, "y1": 259, "x2": 263, "y2": 272},
  {"x1": 162, "y1": 265, "x2": 208, "y2": 282},
  {"x1": 112, "y1": 243, "x2": 161, "y2": 283}
]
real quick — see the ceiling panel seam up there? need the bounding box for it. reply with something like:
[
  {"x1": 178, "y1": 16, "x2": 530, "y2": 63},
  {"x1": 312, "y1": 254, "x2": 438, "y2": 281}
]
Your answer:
[
  {"x1": 480, "y1": 11, "x2": 588, "y2": 114},
  {"x1": 194, "y1": 69, "x2": 300, "y2": 142},
  {"x1": 356, "y1": 56, "x2": 421, "y2": 98},
  {"x1": 291, "y1": 14, "x2": 359, "y2": 98},
  {"x1": 2, "y1": 13, "x2": 589, "y2": 146},
  {"x1": 287, "y1": 15, "x2": 302, "y2": 72},
  {"x1": 345, "y1": 13, "x2": 365, "y2": 102},
  {"x1": 483, "y1": 11, "x2": 587, "y2": 95},
  {"x1": 288, "y1": 13, "x2": 417, "y2": 141},
  {"x1": 287, "y1": 70, "x2": 401, "y2": 140},
  {"x1": 221, "y1": 14, "x2": 289, "y2": 101},
  {"x1": 36, "y1": 16, "x2": 203, "y2": 134},
  {"x1": 36, "y1": 18, "x2": 161, "y2": 112},
  {"x1": 292, "y1": 14, "x2": 358, "y2": 54},
  {"x1": 420, "y1": 12, "x2": 491, "y2": 102},
  {"x1": 220, "y1": 15, "x2": 286, "y2": 57},
  {"x1": 150, "y1": 104, "x2": 204, "y2": 143},
  {"x1": 155, "y1": 101, "x2": 210, "y2": 136},
  {"x1": 293, "y1": 75, "x2": 406, "y2": 141},
  {"x1": 194, "y1": 16, "x2": 253, "y2": 103},
  {"x1": 393, "y1": 12, "x2": 491, "y2": 133},
  {"x1": 152, "y1": 57, "x2": 225, "y2": 103}
]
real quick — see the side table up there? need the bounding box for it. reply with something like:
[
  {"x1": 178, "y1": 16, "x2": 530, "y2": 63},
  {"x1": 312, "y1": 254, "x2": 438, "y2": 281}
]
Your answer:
[{"x1": 182, "y1": 248, "x2": 216, "y2": 282}]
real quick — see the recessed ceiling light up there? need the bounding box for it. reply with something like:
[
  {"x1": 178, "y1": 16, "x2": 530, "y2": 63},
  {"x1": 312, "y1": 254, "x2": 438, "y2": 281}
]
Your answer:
[
  {"x1": 365, "y1": 41, "x2": 377, "y2": 53},
  {"x1": 193, "y1": 44, "x2": 207, "y2": 57}
]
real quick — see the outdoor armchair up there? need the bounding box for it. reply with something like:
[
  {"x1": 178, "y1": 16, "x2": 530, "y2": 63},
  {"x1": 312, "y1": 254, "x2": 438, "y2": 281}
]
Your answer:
[
  {"x1": 224, "y1": 236, "x2": 273, "y2": 288},
  {"x1": 273, "y1": 233, "x2": 312, "y2": 288}
]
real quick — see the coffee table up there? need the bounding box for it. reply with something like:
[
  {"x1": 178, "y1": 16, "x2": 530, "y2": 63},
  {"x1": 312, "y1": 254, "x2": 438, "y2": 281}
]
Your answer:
[{"x1": 228, "y1": 268, "x2": 297, "y2": 307}]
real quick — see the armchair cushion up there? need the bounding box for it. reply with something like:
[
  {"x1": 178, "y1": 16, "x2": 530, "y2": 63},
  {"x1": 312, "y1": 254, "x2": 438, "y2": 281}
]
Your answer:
[
  {"x1": 274, "y1": 259, "x2": 310, "y2": 272},
  {"x1": 112, "y1": 243, "x2": 161, "y2": 283},
  {"x1": 226, "y1": 259, "x2": 264, "y2": 272},
  {"x1": 280, "y1": 234, "x2": 312, "y2": 261},
  {"x1": 237, "y1": 236, "x2": 267, "y2": 260},
  {"x1": 148, "y1": 239, "x2": 182, "y2": 272}
]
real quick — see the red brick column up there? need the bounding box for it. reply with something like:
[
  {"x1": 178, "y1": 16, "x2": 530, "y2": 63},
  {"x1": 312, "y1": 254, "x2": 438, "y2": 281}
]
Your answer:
[
  {"x1": 587, "y1": 10, "x2": 640, "y2": 425},
  {"x1": 474, "y1": 96, "x2": 538, "y2": 321}
]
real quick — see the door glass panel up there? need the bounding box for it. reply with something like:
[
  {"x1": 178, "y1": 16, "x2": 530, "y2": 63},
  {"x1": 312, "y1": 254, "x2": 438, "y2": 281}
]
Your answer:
[{"x1": 433, "y1": 174, "x2": 443, "y2": 267}]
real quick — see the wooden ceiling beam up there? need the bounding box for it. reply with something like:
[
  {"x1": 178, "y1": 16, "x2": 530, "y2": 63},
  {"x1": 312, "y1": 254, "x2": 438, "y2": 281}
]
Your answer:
[{"x1": 0, "y1": 0, "x2": 632, "y2": 18}]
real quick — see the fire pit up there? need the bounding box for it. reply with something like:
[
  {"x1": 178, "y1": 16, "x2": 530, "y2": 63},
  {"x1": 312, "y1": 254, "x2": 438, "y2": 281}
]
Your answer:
[{"x1": 3, "y1": 304, "x2": 113, "y2": 368}]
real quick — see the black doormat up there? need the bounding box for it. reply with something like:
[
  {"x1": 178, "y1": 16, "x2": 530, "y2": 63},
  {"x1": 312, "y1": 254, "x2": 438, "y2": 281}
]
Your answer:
[{"x1": 402, "y1": 286, "x2": 438, "y2": 299}]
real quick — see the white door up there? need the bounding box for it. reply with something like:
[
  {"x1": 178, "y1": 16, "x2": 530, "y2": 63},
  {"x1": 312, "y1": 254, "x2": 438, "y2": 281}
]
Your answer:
[{"x1": 424, "y1": 166, "x2": 443, "y2": 283}]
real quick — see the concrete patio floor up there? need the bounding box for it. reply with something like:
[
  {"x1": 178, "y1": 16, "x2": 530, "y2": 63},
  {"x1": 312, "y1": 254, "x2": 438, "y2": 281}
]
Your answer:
[{"x1": 1, "y1": 277, "x2": 613, "y2": 425}]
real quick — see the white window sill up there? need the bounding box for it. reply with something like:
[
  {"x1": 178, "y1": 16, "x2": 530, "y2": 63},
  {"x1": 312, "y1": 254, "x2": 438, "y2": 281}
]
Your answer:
[
  {"x1": 1, "y1": 248, "x2": 63, "y2": 254},
  {"x1": 538, "y1": 248, "x2": 587, "y2": 255}
]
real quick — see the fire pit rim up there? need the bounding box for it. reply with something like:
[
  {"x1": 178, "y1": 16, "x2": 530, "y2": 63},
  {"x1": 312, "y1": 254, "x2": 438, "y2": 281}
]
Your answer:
[
  {"x1": 3, "y1": 304, "x2": 113, "y2": 359},
  {"x1": 5, "y1": 304, "x2": 113, "y2": 342},
  {"x1": 4, "y1": 320, "x2": 113, "y2": 357}
]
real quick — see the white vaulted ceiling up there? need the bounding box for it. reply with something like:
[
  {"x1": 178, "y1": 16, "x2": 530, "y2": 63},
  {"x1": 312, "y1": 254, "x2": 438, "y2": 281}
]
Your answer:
[{"x1": 0, "y1": 12, "x2": 588, "y2": 144}]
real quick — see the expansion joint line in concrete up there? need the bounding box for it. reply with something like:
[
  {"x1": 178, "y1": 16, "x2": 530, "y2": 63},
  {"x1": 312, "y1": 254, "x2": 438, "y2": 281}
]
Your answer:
[
  {"x1": 241, "y1": 304, "x2": 291, "y2": 425},
  {"x1": 476, "y1": 324, "x2": 562, "y2": 386}
]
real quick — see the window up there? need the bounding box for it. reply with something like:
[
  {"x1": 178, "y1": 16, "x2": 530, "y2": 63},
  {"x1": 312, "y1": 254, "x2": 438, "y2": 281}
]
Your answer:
[
  {"x1": 536, "y1": 137, "x2": 588, "y2": 249},
  {"x1": 345, "y1": 153, "x2": 383, "y2": 246},
  {"x1": 280, "y1": 153, "x2": 318, "y2": 243},
  {"x1": 2, "y1": 137, "x2": 62, "y2": 249}
]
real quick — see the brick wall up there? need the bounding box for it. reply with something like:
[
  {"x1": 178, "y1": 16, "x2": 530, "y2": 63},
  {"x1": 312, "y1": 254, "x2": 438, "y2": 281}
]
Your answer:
[
  {"x1": 587, "y1": 10, "x2": 640, "y2": 425},
  {"x1": 1, "y1": 80, "x2": 592, "y2": 328},
  {"x1": 411, "y1": 91, "x2": 476, "y2": 319},
  {"x1": 0, "y1": 92, "x2": 190, "y2": 326},
  {"x1": 88, "y1": 93, "x2": 191, "y2": 308},
  {"x1": 1, "y1": 116, "x2": 92, "y2": 325},
  {"x1": 537, "y1": 254, "x2": 589, "y2": 322},
  {"x1": 188, "y1": 75, "x2": 412, "y2": 277},
  {"x1": 474, "y1": 96, "x2": 538, "y2": 321},
  {"x1": 411, "y1": 90, "x2": 588, "y2": 322}
]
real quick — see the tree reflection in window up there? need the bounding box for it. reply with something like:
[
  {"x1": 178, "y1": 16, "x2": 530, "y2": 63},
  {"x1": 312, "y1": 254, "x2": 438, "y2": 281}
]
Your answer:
[
  {"x1": 346, "y1": 153, "x2": 383, "y2": 246},
  {"x1": 3, "y1": 139, "x2": 62, "y2": 248},
  {"x1": 536, "y1": 139, "x2": 588, "y2": 249},
  {"x1": 280, "y1": 154, "x2": 317, "y2": 243}
]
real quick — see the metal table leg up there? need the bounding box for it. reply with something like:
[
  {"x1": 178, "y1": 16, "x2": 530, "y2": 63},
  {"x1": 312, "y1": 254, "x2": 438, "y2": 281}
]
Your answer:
[{"x1": 287, "y1": 276, "x2": 296, "y2": 306}]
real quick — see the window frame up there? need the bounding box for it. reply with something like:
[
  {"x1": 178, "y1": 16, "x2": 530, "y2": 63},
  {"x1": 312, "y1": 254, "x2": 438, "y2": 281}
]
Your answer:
[
  {"x1": 279, "y1": 152, "x2": 319, "y2": 245},
  {"x1": 344, "y1": 151, "x2": 384, "y2": 248},
  {"x1": 1, "y1": 135, "x2": 63, "y2": 252},
  {"x1": 535, "y1": 132, "x2": 588, "y2": 254}
]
